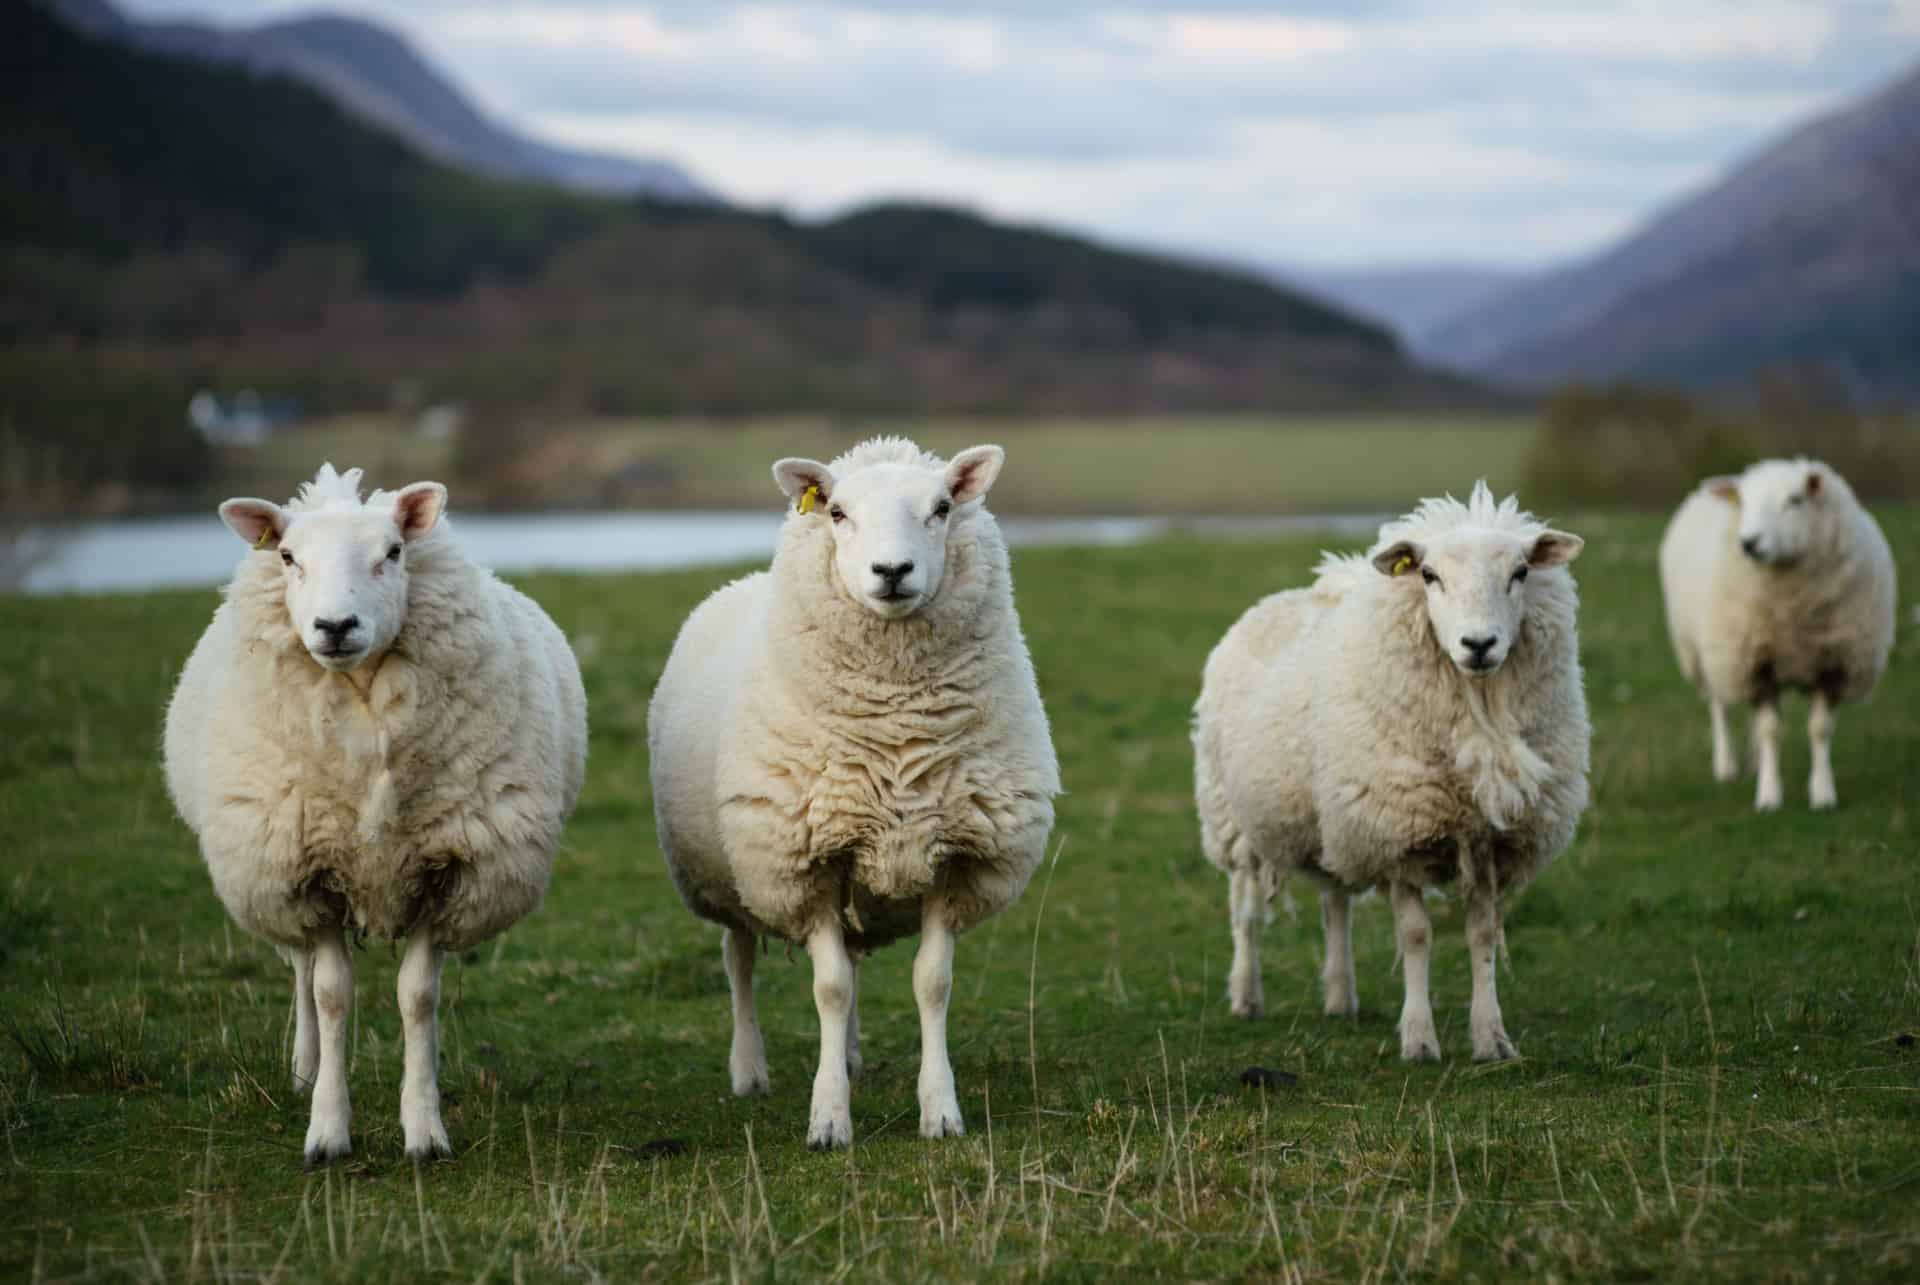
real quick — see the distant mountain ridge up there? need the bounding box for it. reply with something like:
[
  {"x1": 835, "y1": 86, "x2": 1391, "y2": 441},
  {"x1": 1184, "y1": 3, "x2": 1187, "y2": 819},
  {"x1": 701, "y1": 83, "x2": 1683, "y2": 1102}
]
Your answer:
[
  {"x1": 48, "y1": 0, "x2": 711, "y2": 201},
  {"x1": 1426, "y1": 59, "x2": 1920, "y2": 399},
  {"x1": 1274, "y1": 264, "x2": 1531, "y2": 356}
]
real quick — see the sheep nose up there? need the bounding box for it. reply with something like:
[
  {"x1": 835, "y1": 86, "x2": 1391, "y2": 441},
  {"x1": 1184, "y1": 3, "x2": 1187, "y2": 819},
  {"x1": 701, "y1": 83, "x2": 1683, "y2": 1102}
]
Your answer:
[
  {"x1": 870, "y1": 561, "x2": 914, "y2": 584},
  {"x1": 1740, "y1": 535, "x2": 1762, "y2": 558},
  {"x1": 1460, "y1": 635, "x2": 1497, "y2": 658},
  {"x1": 312, "y1": 615, "x2": 360, "y2": 640}
]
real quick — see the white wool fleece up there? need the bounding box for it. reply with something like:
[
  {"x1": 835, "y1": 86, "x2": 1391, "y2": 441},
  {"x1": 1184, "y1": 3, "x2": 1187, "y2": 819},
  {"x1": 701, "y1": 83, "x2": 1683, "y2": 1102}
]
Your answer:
[
  {"x1": 165, "y1": 470, "x2": 588, "y2": 951},
  {"x1": 649, "y1": 437, "x2": 1060, "y2": 951}
]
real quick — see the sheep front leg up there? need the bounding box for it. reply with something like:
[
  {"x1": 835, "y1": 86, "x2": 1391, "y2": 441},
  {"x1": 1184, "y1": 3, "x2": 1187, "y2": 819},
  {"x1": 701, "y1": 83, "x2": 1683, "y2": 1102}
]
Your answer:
[
  {"x1": 1227, "y1": 867, "x2": 1265, "y2": 1019},
  {"x1": 303, "y1": 926, "x2": 354, "y2": 1167},
  {"x1": 1709, "y1": 699, "x2": 1738, "y2": 782},
  {"x1": 1320, "y1": 886, "x2": 1358, "y2": 1018},
  {"x1": 1465, "y1": 887, "x2": 1518, "y2": 1061},
  {"x1": 914, "y1": 896, "x2": 964, "y2": 1138},
  {"x1": 723, "y1": 928, "x2": 771, "y2": 1095},
  {"x1": 805, "y1": 918, "x2": 855, "y2": 1150},
  {"x1": 397, "y1": 924, "x2": 452, "y2": 1161},
  {"x1": 1808, "y1": 691, "x2": 1838, "y2": 810},
  {"x1": 1391, "y1": 881, "x2": 1439, "y2": 1062},
  {"x1": 1752, "y1": 700, "x2": 1783, "y2": 812},
  {"x1": 289, "y1": 945, "x2": 319, "y2": 1095}
]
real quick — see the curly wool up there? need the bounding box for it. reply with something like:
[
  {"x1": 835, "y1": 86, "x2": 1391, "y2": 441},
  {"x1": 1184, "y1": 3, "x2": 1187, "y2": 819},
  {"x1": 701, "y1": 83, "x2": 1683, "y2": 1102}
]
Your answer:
[
  {"x1": 648, "y1": 447, "x2": 1060, "y2": 951},
  {"x1": 1660, "y1": 461, "x2": 1895, "y2": 707},
  {"x1": 164, "y1": 484, "x2": 588, "y2": 952},
  {"x1": 1195, "y1": 490, "x2": 1590, "y2": 900}
]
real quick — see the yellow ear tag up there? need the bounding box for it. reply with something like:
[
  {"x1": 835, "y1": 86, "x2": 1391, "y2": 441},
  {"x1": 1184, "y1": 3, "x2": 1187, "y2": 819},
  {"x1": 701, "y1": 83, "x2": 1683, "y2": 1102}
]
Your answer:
[
  {"x1": 799, "y1": 485, "x2": 819, "y2": 515},
  {"x1": 1391, "y1": 555, "x2": 1413, "y2": 576},
  {"x1": 254, "y1": 528, "x2": 273, "y2": 551}
]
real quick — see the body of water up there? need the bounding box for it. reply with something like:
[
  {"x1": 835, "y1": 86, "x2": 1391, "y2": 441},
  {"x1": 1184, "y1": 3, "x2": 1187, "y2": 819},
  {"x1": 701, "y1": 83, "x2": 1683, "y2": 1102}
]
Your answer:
[{"x1": 17, "y1": 510, "x2": 1383, "y2": 596}]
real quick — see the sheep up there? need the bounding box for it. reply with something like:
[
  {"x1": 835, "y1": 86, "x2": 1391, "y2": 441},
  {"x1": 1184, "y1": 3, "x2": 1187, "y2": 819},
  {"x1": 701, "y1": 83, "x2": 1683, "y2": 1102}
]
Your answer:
[
  {"x1": 164, "y1": 464, "x2": 587, "y2": 1166},
  {"x1": 1659, "y1": 458, "x2": 1896, "y2": 812},
  {"x1": 648, "y1": 436, "x2": 1059, "y2": 1149},
  {"x1": 1192, "y1": 481, "x2": 1589, "y2": 1062}
]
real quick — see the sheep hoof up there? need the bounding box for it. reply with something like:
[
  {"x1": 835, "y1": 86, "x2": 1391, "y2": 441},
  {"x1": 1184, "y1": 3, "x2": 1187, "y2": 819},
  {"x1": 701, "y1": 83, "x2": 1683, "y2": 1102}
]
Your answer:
[
  {"x1": 1400, "y1": 1018, "x2": 1441, "y2": 1063},
  {"x1": 1473, "y1": 1036, "x2": 1520, "y2": 1063},
  {"x1": 1810, "y1": 783, "x2": 1837, "y2": 810},
  {"x1": 404, "y1": 1126, "x2": 453, "y2": 1163},
  {"x1": 1230, "y1": 998, "x2": 1264, "y2": 1020},
  {"x1": 302, "y1": 1140, "x2": 351, "y2": 1170},
  {"x1": 1324, "y1": 995, "x2": 1359, "y2": 1019},
  {"x1": 730, "y1": 1062, "x2": 771, "y2": 1097},
  {"x1": 806, "y1": 1115, "x2": 852, "y2": 1151},
  {"x1": 919, "y1": 1095, "x2": 965, "y2": 1139}
]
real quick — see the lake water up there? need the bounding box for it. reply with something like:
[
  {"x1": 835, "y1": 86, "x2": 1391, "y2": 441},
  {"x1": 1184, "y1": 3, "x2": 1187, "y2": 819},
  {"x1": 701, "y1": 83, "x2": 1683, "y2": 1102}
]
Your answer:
[{"x1": 17, "y1": 510, "x2": 1384, "y2": 596}]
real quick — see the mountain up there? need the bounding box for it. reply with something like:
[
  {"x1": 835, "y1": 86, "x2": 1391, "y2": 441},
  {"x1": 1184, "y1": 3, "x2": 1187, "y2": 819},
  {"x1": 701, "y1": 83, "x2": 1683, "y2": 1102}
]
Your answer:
[
  {"x1": 1426, "y1": 60, "x2": 1920, "y2": 399},
  {"x1": 45, "y1": 0, "x2": 710, "y2": 201},
  {"x1": 1275, "y1": 264, "x2": 1531, "y2": 357}
]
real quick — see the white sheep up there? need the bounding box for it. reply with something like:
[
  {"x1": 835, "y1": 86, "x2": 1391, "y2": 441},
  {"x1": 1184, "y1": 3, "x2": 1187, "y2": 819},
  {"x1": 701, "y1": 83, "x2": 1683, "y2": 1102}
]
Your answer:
[
  {"x1": 164, "y1": 464, "x2": 587, "y2": 1165},
  {"x1": 1193, "y1": 482, "x2": 1589, "y2": 1062},
  {"x1": 648, "y1": 436, "x2": 1059, "y2": 1149},
  {"x1": 1659, "y1": 458, "x2": 1896, "y2": 811}
]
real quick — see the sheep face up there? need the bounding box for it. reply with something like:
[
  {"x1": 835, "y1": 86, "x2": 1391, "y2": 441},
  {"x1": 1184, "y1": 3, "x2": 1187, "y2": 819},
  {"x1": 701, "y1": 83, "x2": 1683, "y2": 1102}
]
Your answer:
[
  {"x1": 1708, "y1": 461, "x2": 1827, "y2": 567},
  {"x1": 220, "y1": 483, "x2": 447, "y2": 672},
  {"x1": 773, "y1": 446, "x2": 1004, "y2": 620},
  {"x1": 1373, "y1": 525, "x2": 1582, "y2": 676}
]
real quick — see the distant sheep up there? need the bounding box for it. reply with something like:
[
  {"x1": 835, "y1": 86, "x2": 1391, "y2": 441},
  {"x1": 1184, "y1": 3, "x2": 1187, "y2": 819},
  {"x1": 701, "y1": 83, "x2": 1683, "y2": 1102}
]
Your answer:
[
  {"x1": 1193, "y1": 482, "x2": 1589, "y2": 1062},
  {"x1": 164, "y1": 465, "x2": 587, "y2": 1165},
  {"x1": 1659, "y1": 458, "x2": 1896, "y2": 811},
  {"x1": 648, "y1": 437, "x2": 1059, "y2": 1149}
]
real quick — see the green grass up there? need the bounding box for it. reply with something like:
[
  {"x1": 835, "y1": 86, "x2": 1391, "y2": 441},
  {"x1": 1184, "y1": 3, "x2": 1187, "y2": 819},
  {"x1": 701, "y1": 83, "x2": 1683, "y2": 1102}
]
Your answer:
[
  {"x1": 229, "y1": 413, "x2": 1538, "y2": 516},
  {"x1": 3, "y1": 510, "x2": 1919, "y2": 1282}
]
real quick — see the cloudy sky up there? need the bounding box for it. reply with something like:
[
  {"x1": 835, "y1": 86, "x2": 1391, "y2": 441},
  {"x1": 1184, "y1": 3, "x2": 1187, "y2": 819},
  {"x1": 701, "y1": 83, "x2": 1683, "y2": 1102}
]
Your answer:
[{"x1": 128, "y1": 1, "x2": 1920, "y2": 270}]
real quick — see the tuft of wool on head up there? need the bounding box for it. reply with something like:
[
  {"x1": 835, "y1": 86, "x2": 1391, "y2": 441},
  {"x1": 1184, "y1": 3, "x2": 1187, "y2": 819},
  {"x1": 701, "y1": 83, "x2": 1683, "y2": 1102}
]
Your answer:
[
  {"x1": 1369, "y1": 480, "x2": 1550, "y2": 557},
  {"x1": 285, "y1": 463, "x2": 370, "y2": 514},
  {"x1": 829, "y1": 435, "x2": 947, "y2": 475}
]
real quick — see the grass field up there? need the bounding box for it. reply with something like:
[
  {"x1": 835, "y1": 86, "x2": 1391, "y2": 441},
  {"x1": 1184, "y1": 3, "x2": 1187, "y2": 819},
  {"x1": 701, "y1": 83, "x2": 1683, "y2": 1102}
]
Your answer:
[
  {"x1": 3, "y1": 508, "x2": 1919, "y2": 1282},
  {"x1": 215, "y1": 414, "x2": 1537, "y2": 516}
]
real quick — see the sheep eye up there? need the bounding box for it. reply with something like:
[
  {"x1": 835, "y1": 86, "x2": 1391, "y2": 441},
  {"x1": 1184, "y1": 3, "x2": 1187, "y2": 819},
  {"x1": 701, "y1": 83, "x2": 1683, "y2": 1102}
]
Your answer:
[
  {"x1": 386, "y1": 543, "x2": 402, "y2": 562},
  {"x1": 829, "y1": 505, "x2": 846, "y2": 523},
  {"x1": 279, "y1": 549, "x2": 294, "y2": 567},
  {"x1": 933, "y1": 499, "x2": 952, "y2": 519},
  {"x1": 1420, "y1": 567, "x2": 1439, "y2": 587},
  {"x1": 1512, "y1": 565, "x2": 1529, "y2": 585}
]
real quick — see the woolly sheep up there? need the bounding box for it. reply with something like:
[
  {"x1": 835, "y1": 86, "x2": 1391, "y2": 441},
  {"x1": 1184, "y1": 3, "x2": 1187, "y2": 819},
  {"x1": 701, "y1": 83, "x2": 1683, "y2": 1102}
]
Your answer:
[
  {"x1": 1193, "y1": 482, "x2": 1589, "y2": 1062},
  {"x1": 648, "y1": 437, "x2": 1059, "y2": 1149},
  {"x1": 1659, "y1": 458, "x2": 1896, "y2": 811},
  {"x1": 164, "y1": 464, "x2": 587, "y2": 1165}
]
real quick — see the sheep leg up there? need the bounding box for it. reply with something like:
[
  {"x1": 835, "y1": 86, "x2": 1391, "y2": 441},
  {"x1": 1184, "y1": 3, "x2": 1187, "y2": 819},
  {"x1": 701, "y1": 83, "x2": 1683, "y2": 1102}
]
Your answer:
[
  {"x1": 397, "y1": 924, "x2": 452, "y2": 1162},
  {"x1": 303, "y1": 926, "x2": 354, "y2": 1167},
  {"x1": 1465, "y1": 887, "x2": 1518, "y2": 1061},
  {"x1": 289, "y1": 945, "x2": 319, "y2": 1095},
  {"x1": 1391, "y1": 881, "x2": 1440, "y2": 1062},
  {"x1": 805, "y1": 918, "x2": 855, "y2": 1150},
  {"x1": 1320, "y1": 886, "x2": 1358, "y2": 1018},
  {"x1": 914, "y1": 896, "x2": 965, "y2": 1138},
  {"x1": 1227, "y1": 867, "x2": 1265, "y2": 1019},
  {"x1": 847, "y1": 955, "x2": 864, "y2": 1080},
  {"x1": 1752, "y1": 701, "x2": 1783, "y2": 812},
  {"x1": 1808, "y1": 691, "x2": 1838, "y2": 810},
  {"x1": 1709, "y1": 699, "x2": 1738, "y2": 782},
  {"x1": 723, "y1": 928, "x2": 771, "y2": 1095}
]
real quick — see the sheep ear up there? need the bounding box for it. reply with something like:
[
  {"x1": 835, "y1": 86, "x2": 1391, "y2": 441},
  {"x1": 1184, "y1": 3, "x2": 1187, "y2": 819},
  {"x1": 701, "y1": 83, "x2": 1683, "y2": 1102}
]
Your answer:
[
  {"x1": 1371, "y1": 540, "x2": 1422, "y2": 577},
  {"x1": 773, "y1": 458, "x2": 834, "y2": 509},
  {"x1": 946, "y1": 445, "x2": 1004, "y2": 505},
  {"x1": 1704, "y1": 476, "x2": 1740, "y2": 503},
  {"x1": 219, "y1": 498, "x2": 286, "y2": 549},
  {"x1": 392, "y1": 482, "x2": 447, "y2": 542},
  {"x1": 1528, "y1": 529, "x2": 1583, "y2": 568},
  {"x1": 1804, "y1": 469, "x2": 1823, "y2": 499}
]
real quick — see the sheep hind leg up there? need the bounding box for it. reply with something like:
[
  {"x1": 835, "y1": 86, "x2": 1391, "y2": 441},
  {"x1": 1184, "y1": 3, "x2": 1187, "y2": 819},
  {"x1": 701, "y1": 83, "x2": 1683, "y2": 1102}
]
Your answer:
[
  {"x1": 302, "y1": 926, "x2": 354, "y2": 1168},
  {"x1": 1466, "y1": 887, "x2": 1518, "y2": 1062},
  {"x1": 289, "y1": 944, "x2": 319, "y2": 1095},
  {"x1": 1227, "y1": 866, "x2": 1265, "y2": 1019},
  {"x1": 1391, "y1": 881, "x2": 1440, "y2": 1063},
  {"x1": 1808, "y1": 692, "x2": 1838, "y2": 810},
  {"x1": 846, "y1": 955, "x2": 863, "y2": 1081},
  {"x1": 1709, "y1": 698, "x2": 1738, "y2": 782},
  {"x1": 723, "y1": 929, "x2": 770, "y2": 1096},
  {"x1": 397, "y1": 923, "x2": 452, "y2": 1162},
  {"x1": 804, "y1": 919, "x2": 855, "y2": 1150},
  {"x1": 1320, "y1": 886, "x2": 1358, "y2": 1018},
  {"x1": 1752, "y1": 701, "x2": 1784, "y2": 812},
  {"x1": 914, "y1": 895, "x2": 964, "y2": 1139}
]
